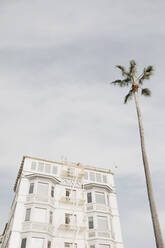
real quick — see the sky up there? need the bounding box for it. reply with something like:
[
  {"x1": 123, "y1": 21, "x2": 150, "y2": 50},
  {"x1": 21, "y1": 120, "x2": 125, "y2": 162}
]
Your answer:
[{"x1": 0, "y1": 0, "x2": 165, "y2": 247}]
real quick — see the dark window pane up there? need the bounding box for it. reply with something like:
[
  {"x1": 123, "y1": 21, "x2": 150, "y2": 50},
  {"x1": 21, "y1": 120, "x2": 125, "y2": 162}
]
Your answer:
[
  {"x1": 87, "y1": 192, "x2": 92, "y2": 203},
  {"x1": 25, "y1": 208, "x2": 31, "y2": 221},
  {"x1": 51, "y1": 186, "x2": 54, "y2": 197},
  {"x1": 66, "y1": 189, "x2": 70, "y2": 197},
  {"x1": 88, "y1": 216, "x2": 94, "y2": 229},
  {"x1": 29, "y1": 183, "x2": 34, "y2": 194},
  {"x1": 21, "y1": 238, "x2": 27, "y2": 248},
  {"x1": 48, "y1": 241, "x2": 51, "y2": 248}
]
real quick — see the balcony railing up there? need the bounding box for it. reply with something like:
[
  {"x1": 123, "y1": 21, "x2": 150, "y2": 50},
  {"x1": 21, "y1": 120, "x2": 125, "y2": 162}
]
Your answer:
[
  {"x1": 60, "y1": 196, "x2": 85, "y2": 205},
  {"x1": 88, "y1": 229, "x2": 111, "y2": 239},
  {"x1": 61, "y1": 169, "x2": 84, "y2": 179},
  {"x1": 26, "y1": 194, "x2": 55, "y2": 205},
  {"x1": 22, "y1": 222, "x2": 54, "y2": 234},
  {"x1": 86, "y1": 203, "x2": 111, "y2": 213},
  {"x1": 58, "y1": 224, "x2": 86, "y2": 232}
]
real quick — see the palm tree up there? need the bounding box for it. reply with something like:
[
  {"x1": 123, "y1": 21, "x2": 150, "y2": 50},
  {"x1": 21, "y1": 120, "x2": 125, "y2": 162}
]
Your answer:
[{"x1": 111, "y1": 60, "x2": 164, "y2": 248}]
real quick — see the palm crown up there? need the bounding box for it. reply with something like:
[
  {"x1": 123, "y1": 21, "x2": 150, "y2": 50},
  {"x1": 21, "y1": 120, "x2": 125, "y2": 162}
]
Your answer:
[{"x1": 111, "y1": 60, "x2": 154, "y2": 103}]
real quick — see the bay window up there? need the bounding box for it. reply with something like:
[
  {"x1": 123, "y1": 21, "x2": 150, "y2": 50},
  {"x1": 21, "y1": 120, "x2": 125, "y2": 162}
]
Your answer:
[
  {"x1": 97, "y1": 216, "x2": 108, "y2": 231},
  {"x1": 31, "y1": 238, "x2": 44, "y2": 248},
  {"x1": 95, "y1": 192, "x2": 105, "y2": 204},
  {"x1": 37, "y1": 182, "x2": 48, "y2": 197},
  {"x1": 33, "y1": 208, "x2": 46, "y2": 223}
]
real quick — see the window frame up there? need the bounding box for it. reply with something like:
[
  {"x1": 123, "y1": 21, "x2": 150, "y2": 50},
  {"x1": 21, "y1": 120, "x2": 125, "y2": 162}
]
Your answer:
[
  {"x1": 102, "y1": 175, "x2": 107, "y2": 184},
  {"x1": 87, "y1": 192, "x2": 92, "y2": 203},
  {"x1": 88, "y1": 216, "x2": 94, "y2": 229},
  {"x1": 51, "y1": 186, "x2": 54, "y2": 198},
  {"x1": 21, "y1": 238, "x2": 27, "y2": 248},
  {"x1": 97, "y1": 215, "x2": 109, "y2": 231},
  {"x1": 95, "y1": 191, "x2": 105, "y2": 205},
  {"x1": 29, "y1": 182, "x2": 34, "y2": 194},
  {"x1": 37, "y1": 182, "x2": 49, "y2": 197},
  {"x1": 25, "y1": 208, "x2": 31, "y2": 222},
  {"x1": 65, "y1": 213, "x2": 77, "y2": 225},
  {"x1": 49, "y1": 211, "x2": 53, "y2": 224},
  {"x1": 47, "y1": 240, "x2": 51, "y2": 248}
]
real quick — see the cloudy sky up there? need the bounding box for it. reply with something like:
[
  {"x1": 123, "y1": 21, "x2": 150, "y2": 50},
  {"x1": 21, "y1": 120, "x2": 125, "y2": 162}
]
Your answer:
[{"x1": 0, "y1": 0, "x2": 165, "y2": 247}]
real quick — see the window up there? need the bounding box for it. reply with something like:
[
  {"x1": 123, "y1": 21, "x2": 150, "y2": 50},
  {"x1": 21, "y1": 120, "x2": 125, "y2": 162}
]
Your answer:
[
  {"x1": 52, "y1": 165, "x2": 57, "y2": 174},
  {"x1": 25, "y1": 208, "x2": 31, "y2": 221},
  {"x1": 88, "y1": 216, "x2": 94, "y2": 229},
  {"x1": 71, "y1": 190, "x2": 76, "y2": 199},
  {"x1": 102, "y1": 175, "x2": 107, "y2": 183},
  {"x1": 96, "y1": 173, "x2": 102, "y2": 183},
  {"x1": 21, "y1": 238, "x2": 27, "y2": 248},
  {"x1": 95, "y1": 192, "x2": 105, "y2": 204},
  {"x1": 31, "y1": 238, "x2": 44, "y2": 248},
  {"x1": 65, "y1": 243, "x2": 70, "y2": 248},
  {"x1": 65, "y1": 213, "x2": 70, "y2": 224},
  {"x1": 51, "y1": 186, "x2": 54, "y2": 197},
  {"x1": 45, "y1": 164, "x2": 51, "y2": 173},
  {"x1": 66, "y1": 189, "x2": 71, "y2": 197},
  {"x1": 89, "y1": 172, "x2": 95, "y2": 181},
  {"x1": 47, "y1": 241, "x2": 51, "y2": 248},
  {"x1": 64, "y1": 243, "x2": 77, "y2": 248},
  {"x1": 87, "y1": 192, "x2": 92, "y2": 203},
  {"x1": 31, "y1": 161, "x2": 37, "y2": 171},
  {"x1": 49, "y1": 211, "x2": 53, "y2": 224},
  {"x1": 97, "y1": 216, "x2": 108, "y2": 231},
  {"x1": 66, "y1": 189, "x2": 76, "y2": 199},
  {"x1": 65, "y1": 214, "x2": 77, "y2": 225},
  {"x1": 107, "y1": 194, "x2": 110, "y2": 206},
  {"x1": 38, "y1": 162, "x2": 44, "y2": 172},
  {"x1": 84, "y1": 171, "x2": 88, "y2": 180},
  {"x1": 37, "y1": 182, "x2": 48, "y2": 197},
  {"x1": 33, "y1": 208, "x2": 46, "y2": 223},
  {"x1": 29, "y1": 183, "x2": 34, "y2": 194},
  {"x1": 68, "y1": 168, "x2": 75, "y2": 177}
]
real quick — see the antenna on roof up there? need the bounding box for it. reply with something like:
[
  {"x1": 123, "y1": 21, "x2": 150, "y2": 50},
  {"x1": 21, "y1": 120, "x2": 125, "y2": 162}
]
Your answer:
[
  {"x1": 113, "y1": 162, "x2": 118, "y2": 169},
  {"x1": 60, "y1": 155, "x2": 64, "y2": 162}
]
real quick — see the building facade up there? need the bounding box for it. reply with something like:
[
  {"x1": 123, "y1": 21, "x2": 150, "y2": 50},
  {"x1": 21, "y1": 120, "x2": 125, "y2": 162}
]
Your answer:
[{"x1": 1, "y1": 156, "x2": 123, "y2": 248}]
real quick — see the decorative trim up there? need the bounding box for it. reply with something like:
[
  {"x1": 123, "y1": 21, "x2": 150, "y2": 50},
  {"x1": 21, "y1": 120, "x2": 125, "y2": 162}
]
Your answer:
[{"x1": 83, "y1": 183, "x2": 113, "y2": 193}]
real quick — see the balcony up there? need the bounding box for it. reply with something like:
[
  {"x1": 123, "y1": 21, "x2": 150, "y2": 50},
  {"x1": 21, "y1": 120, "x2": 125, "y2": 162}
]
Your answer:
[
  {"x1": 61, "y1": 168, "x2": 84, "y2": 179},
  {"x1": 86, "y1": 203, "x2": 111, "y2": 213},
  {"x1": 26, "y1": 194, "x2": 55, "y2": 206},
  {"x1": 88, "y1": 230, "x2": 111, "y2": 239},
  {"x1": 60, "y1": 196, "x2": 85, "y2": 206},
  {"x1": 22, "y1": 222, "x2": 54, "y2": 234},
  {"x1": 58, "y1": 224, "x2": 86, "y2": 232}
]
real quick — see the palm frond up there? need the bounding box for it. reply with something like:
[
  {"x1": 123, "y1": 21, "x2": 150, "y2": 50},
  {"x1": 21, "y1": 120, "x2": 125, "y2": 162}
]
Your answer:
[
  {"x1": 141, "y1": 88, "x2": 151, "y2": 97},
  {"x1": 129, "y1": 60, "x2": 137, "y2": 77},
  {"x1": 111, "y1": 79, "x2": 131, "y2": 87},
  {"x1": 139, "y1": 65, "x2": 154, "y2": 84},
  {"x1": 124, "y1": 89, "x2": 134, "y2": 104},
  {"x1": 116, "y1": 65, "x2": 129, "y2": 77}
]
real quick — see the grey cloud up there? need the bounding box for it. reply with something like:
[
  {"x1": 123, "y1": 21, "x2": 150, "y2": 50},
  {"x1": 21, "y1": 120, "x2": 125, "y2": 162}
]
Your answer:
[{"x1": 0, "y1": 1, "x2": 165, "y2": 247}]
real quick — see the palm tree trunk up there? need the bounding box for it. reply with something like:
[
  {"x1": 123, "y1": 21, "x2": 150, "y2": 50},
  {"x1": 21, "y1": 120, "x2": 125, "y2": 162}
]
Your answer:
[{"x1": 134, "y1": 91, "x2": 164, "y2": 248}]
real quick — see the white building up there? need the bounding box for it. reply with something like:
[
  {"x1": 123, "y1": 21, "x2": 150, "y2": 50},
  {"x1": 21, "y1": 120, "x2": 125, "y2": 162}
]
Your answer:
[{"x1": 1, "y1": 156, "x2": 123, "y2": 248}]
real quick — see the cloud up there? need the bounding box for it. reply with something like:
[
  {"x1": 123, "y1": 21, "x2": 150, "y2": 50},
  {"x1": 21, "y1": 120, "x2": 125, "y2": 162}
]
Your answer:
[{"x1": 0, "y1": 0, "x2": 164, "y2": 247}]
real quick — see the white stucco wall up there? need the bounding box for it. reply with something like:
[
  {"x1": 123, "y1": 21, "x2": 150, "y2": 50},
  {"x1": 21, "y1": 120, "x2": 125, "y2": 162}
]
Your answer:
[{"x1": 2, "y1": 156, "x2": 124, "y2": 248}]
